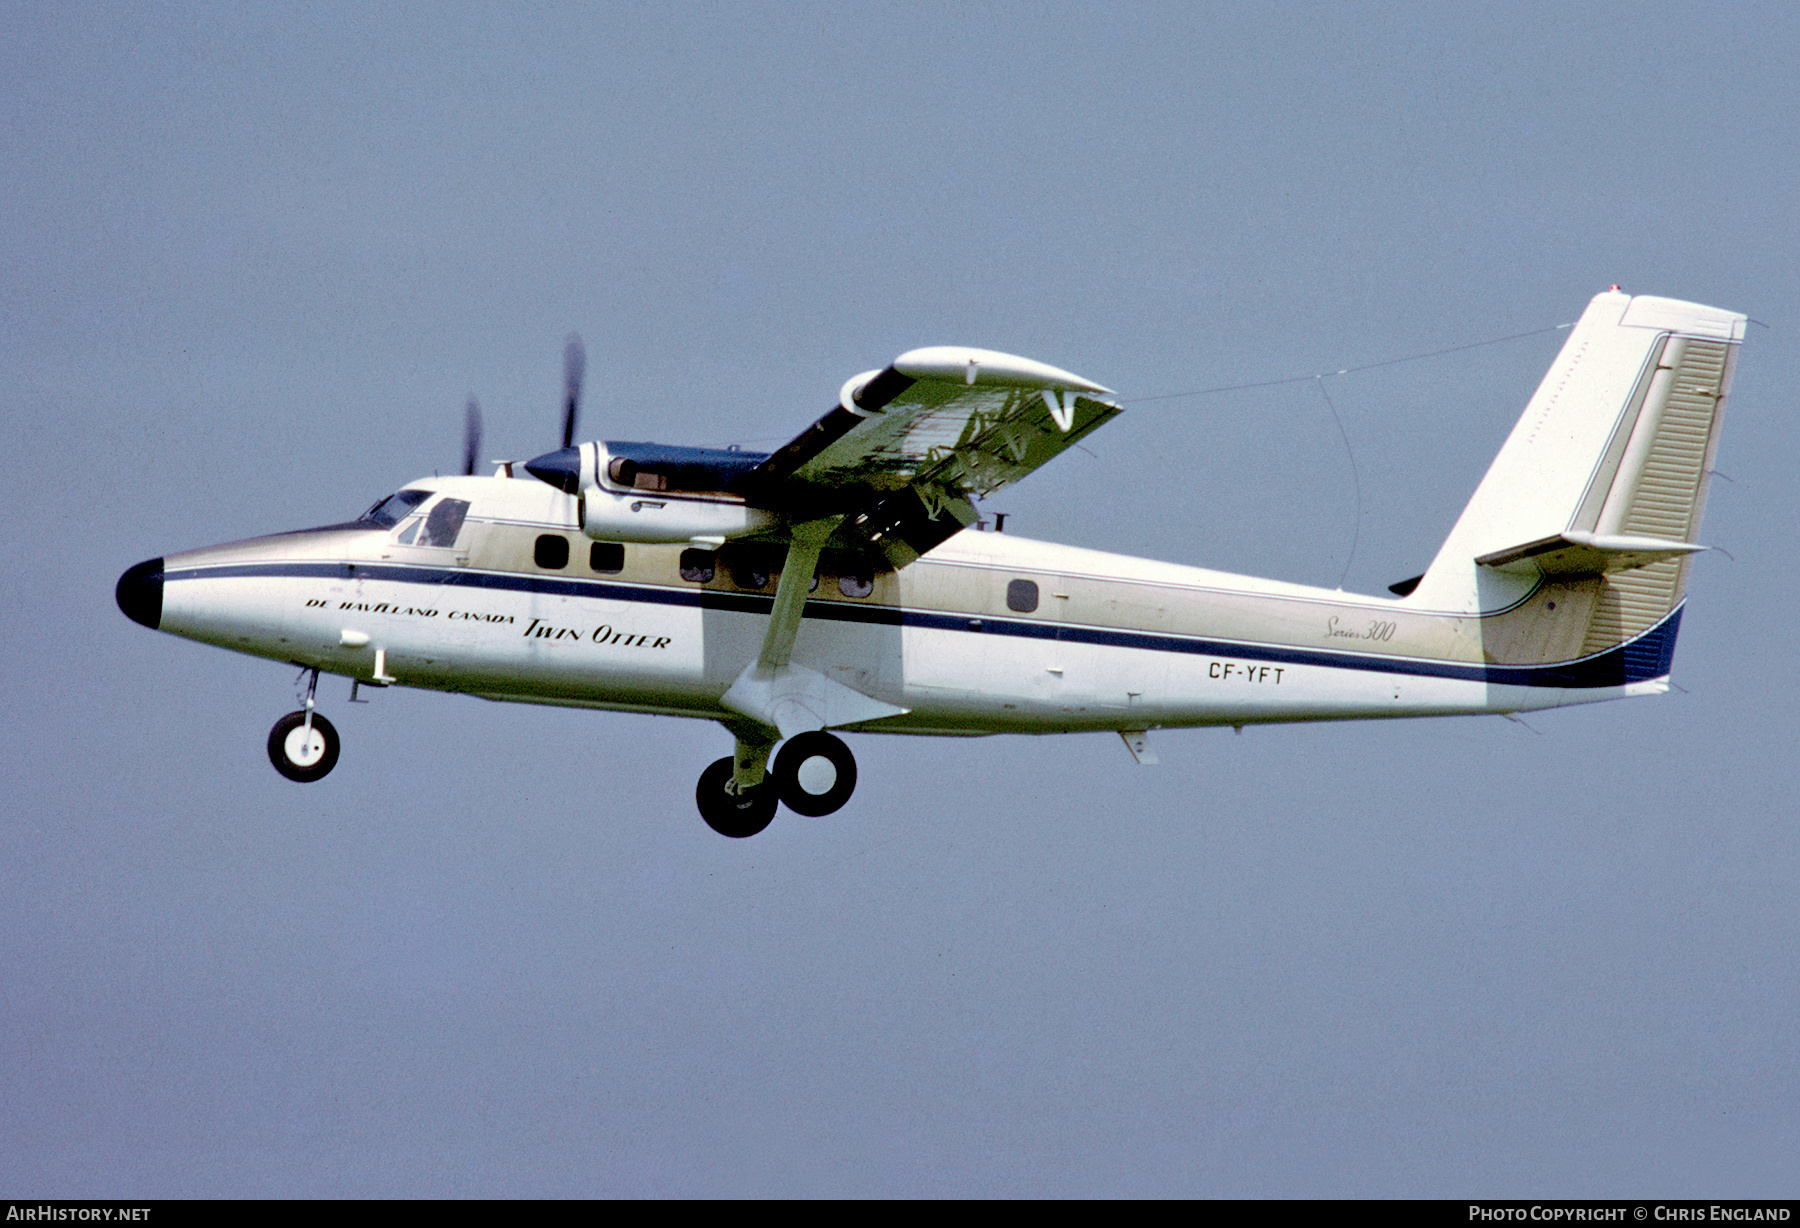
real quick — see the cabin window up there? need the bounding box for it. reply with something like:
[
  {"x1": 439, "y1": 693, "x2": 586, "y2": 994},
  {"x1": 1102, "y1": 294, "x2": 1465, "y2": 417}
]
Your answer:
[
  {"x1": 1006, "y1": 578, "x2": 1039, "y2": 613},
  {"x1": 823, "y1": 549, "x2": 878, "y2": 599},
  {"x1": 722, "y1": 543, "x2": 782, "y2": 591},
  {"x1": 359, "y1": 489, "x2": 431, "y2": 528},
  {"x1": 416, "y1": 499, "x2": 470, "y2": 548},
  {"x1": 534, "y1": 534, "x2": 570, "y2": 569},
  {"x1": 679, "y1": 548, "x2": 715, "y2": 583},
  {"x1": 589, "y1": 542, "x2": 624, "y2": 574}
]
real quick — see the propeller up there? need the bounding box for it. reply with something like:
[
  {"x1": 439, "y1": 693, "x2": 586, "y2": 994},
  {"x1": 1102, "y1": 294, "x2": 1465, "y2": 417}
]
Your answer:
[
  {"x1": 562, "y1": 332, "x2": 586, "y2": 449},
  {"x1": 503, "y1": 333, "x2": 592, "y2": 493},
  {"x1": 462, "y1": 396, "x2": 483, "y2": 476}
]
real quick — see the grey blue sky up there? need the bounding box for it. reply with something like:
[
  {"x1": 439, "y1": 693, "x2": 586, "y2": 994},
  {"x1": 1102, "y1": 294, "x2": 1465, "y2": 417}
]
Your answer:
[{"x1": 4, "y1": 1, "x2": 1796, "y2": 1196}]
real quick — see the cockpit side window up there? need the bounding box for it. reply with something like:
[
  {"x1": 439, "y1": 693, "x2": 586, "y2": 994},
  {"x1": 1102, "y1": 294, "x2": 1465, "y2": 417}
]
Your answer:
[
  {"x1": 359, "y1": 489, "x2": 432, "y2": 528},
  {"x1": 416, "y1": 498, "x2": 470, "y2": 548}
]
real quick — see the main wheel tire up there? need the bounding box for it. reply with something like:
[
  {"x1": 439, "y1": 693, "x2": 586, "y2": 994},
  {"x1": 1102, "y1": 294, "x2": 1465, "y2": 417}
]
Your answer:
[
  {"x1": 267, "y1": 710, "x2": 340, "y2": 783},
  {"x1": 695, "y1": 756, "x2": 777, "y2": 838},
  {"x1": 773, "y1": 731, "x2": 857, "y2": 817}
]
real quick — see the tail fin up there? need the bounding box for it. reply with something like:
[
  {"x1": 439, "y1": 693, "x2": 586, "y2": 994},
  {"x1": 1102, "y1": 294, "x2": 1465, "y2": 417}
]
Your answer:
[{"x1": 1407, "y1": 290, "x2": 1745, "y2": 670}]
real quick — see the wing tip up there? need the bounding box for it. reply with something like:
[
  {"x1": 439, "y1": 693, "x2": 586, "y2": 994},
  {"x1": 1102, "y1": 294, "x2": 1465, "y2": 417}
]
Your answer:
[{"x1": 892, "y1": 346, "x2": 1112, "y2": 395}]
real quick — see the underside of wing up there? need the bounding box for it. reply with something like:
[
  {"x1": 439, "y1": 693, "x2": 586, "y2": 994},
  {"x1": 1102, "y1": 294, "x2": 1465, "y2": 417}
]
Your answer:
[{"x1": 756, "y1": 347, "x2": 1120, "y2": 568}]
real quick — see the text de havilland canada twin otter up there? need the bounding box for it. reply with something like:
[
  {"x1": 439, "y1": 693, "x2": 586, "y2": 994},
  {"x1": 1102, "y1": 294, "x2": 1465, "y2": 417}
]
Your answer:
[{"x1": 118, "y1": 290, "x2": 1745, "y2": 837}]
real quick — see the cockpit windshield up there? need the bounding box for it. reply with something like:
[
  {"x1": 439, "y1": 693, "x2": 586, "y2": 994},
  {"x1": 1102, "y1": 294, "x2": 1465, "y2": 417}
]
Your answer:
[{"x1": 358, "y1": 489, "x2": 432, "y2": 528}]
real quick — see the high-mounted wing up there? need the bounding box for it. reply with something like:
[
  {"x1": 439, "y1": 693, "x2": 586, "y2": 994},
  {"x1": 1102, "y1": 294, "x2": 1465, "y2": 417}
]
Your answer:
[
  {"x1": 756, "y1": 347, "x2": 1119, "y2": 568},
  {"x1": 519, "y1": 344, "x2": 1121, "y2": 742}
]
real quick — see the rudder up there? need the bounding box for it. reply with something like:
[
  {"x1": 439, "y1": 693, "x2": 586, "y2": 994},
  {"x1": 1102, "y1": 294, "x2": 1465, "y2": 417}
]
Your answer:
[{"x1": 1406, "y1": 289, "x2": 1745, "y2": 674}]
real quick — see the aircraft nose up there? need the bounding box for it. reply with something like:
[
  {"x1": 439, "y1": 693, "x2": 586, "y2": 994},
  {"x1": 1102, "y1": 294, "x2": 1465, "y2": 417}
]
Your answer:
[
  {"x1": 116, "y1": 557, "x2": 164, "y2": 630},
  {"x1": 524, "y1": 446, "x2": 581, "y2": 494}
]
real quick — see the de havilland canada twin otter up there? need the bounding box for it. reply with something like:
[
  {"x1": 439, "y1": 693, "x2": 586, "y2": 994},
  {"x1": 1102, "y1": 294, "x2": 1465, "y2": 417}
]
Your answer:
[{"x1": 117, "y1": 290, "x2": 1745, "y2": 837}]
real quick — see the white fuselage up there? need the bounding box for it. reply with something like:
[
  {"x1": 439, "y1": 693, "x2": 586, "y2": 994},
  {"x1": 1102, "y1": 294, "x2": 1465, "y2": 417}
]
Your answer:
[{"x1": 147, "y1": 474, "x2": 1669, "y2": 739}]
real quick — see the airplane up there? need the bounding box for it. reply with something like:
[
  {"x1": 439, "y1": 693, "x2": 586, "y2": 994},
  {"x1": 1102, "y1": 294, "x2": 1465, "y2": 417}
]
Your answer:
[{"x1": 116, "y1": 289, "x2": 1745, "y2": 837}]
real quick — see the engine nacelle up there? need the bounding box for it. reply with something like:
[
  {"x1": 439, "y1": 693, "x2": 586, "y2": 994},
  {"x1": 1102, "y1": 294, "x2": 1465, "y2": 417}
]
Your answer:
[
  {"x1": 579, "y1": 484, "x2": 777, "y2": 544},
  {"x1": 526, "y1": 441, "x2": 779, "y2": 545}
]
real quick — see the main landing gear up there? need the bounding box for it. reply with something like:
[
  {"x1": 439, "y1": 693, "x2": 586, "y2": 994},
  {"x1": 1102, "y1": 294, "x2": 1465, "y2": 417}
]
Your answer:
[
  {"x1": 268, "y1": 668, "x2": 341, "y2": 783},
  {"x1": 695, "y1": 730, "x2": 858, "y2": 838}
]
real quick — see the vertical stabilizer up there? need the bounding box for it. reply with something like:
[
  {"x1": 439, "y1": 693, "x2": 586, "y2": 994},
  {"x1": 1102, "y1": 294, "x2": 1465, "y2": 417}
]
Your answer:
[{"x1": 1406, "y1": 291, "x2": 1745, "y2": 639}]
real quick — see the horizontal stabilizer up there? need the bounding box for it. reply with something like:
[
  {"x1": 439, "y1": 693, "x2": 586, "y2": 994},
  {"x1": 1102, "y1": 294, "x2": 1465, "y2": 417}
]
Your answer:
[{"x1": 1476, "y1": 531, "x2": 1704, "y2": 578}]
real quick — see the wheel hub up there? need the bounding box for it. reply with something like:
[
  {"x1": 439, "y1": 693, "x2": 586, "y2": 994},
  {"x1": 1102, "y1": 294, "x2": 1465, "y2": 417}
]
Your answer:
[{"x1": 285, "y1": 727, "x2": 328, "y2": 766}]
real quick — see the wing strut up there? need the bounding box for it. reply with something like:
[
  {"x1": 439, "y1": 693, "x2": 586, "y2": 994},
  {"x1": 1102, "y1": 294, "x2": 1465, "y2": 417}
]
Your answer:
[
  {"x1": 757, "y1": 520, "x2": 833, "y2": 674},
  {"x1": 720, "y1": 519, "x2": 909, "y2": 766}
]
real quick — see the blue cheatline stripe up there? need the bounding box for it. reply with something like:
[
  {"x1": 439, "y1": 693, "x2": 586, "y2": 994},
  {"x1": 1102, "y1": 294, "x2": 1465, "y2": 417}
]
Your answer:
[
  {"x1": 173, "y1": 559, "x2": 905, "y2": 625},
  {"x1": 166, "y1": 560, "x2": 1681, "y2": 690}
]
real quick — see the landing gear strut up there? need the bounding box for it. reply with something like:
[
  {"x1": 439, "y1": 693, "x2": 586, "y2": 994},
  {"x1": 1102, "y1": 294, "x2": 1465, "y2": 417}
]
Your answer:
[
  {"x1": 268, "y1": 668, "x2": 340, "y2": 782},
  {"x1": 694, "y1": 730, "x2": 859, "y2": 837}
]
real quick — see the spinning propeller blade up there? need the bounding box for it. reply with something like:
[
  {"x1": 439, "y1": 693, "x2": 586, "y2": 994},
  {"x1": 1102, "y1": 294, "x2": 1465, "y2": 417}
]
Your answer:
[
  {"x1": 562, "y1": 332, "x2": 586, "y2": 449},
  {"x1": 462, "y1": 397, "x2": 483, "y2": 476}
]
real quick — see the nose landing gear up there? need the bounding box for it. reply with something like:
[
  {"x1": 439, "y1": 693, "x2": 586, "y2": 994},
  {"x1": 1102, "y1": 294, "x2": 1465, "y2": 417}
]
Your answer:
[
  {"x1": 268, "y1": 710, "x2": 340, "y2": 782},
  {"x1": 695, "y1": 730, "x2": 858, "y2": 837},
  {"x1": 267, "y1": 668, "x2": 341, "y2": 783}
]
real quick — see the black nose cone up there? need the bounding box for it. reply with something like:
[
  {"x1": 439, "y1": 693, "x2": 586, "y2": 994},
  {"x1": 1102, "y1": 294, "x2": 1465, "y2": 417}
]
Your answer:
[
  {"x1": 524, "y1": 446, "x2": 581, "y2": 494},
  {"x1": 116, "y1": 558, "x2": 164, "y2": 629}
]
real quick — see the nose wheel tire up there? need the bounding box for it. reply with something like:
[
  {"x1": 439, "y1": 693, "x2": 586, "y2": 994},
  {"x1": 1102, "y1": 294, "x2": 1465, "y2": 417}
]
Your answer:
[
  {"x1": 773, "y1": 731, "x2": 857, "y2": 817},
  {"x1": 696, "y1": 756, "x2": 777, "y2": 838},
  {"x1": 268, "y1": 710, "x2": 340, "y2": 783}
]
